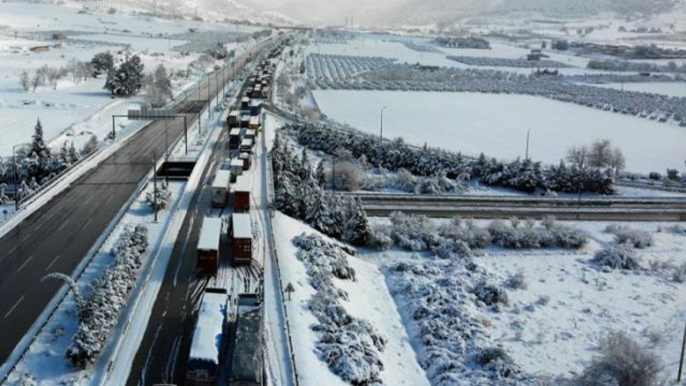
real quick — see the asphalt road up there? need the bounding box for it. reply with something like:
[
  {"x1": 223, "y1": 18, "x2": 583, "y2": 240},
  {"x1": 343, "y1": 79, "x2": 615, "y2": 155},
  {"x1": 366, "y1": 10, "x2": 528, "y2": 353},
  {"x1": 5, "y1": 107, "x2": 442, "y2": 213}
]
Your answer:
[{"x1": 0, "y1": 50, "x2": 247, "y2": 366}]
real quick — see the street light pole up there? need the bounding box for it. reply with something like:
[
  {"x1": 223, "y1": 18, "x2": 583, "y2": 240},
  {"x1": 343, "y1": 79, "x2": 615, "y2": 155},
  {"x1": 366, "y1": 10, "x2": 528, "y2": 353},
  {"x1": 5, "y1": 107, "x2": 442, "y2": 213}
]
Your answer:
[
  {"x1": 379, "y1": 106, "x2": 387, "y2": 141},
  {"x1": 12, "y1": 144, "x2": 24, "y2": 211},
  {"x1": 525, "y1": 128, "x2": 531, "y2": 160},
  {"x1": 152, "y1": 150, "x2": 158, "y2": 223}
]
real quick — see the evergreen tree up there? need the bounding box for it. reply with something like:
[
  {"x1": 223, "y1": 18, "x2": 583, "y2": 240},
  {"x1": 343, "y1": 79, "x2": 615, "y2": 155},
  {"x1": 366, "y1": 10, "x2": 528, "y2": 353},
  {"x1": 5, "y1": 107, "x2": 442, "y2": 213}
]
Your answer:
[
  {"x1": 90, "y1": 51, "x2": 114, "y2": 76},
  {"x1": 68, "y1": 142, "x2": 79, "y2": 164},
  {"x1": 306, "y1": 189, "x2": 336, "y2": 235},
  {"x1": 30, "y1": 119, "x2": 51, "y2": 177},
  {"x1": 343, "y1": 197, "x2": 370, "y2": 246},
  {"x1": 315, "y1": 160, "x2": 327, "y2": 187},
  {"x1": 104, "y1": 55, "x2": 144, "y2": 96},
  {"x1": 275, "y1": 173, "x2": 300, "y2": 217},
  {"x1": 299, "y1": 148, "x2": 312, "y2": 180},
  {"x1": 59, "y1": 141, "x2": 71, "y2": 168}
]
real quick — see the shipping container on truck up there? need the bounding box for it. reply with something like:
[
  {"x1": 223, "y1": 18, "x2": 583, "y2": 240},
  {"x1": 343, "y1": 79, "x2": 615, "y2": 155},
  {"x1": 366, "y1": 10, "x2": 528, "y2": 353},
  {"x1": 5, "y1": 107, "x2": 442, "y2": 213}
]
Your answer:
[
  {"x1": 231, "y1": 213, "x2": 252, "y2": 265},
  {"x1": 229, "y1": 128, "x2": 243, "y2": 151},
  {"x1": 228, "y1": 110, "x2": 240, "y2": 128},
  {"x1": 230, "y1": 158, "x2": 244, "y2": 181},
  {"x1": 249, "y1": 116, "x2": 260, "y2": 133},
  {"x1": 239, "y1": 152, "x2": 251, "y2": 171},
  {"x1": 233, "y1": 175, "x2": 250, "y2": 212},
  {"x1": 186, "y1": 288, "x2": 229, "y2": 386},
  {"x1": 240, "y1": 138, "x2": 254, "y2": 154},
  {"x1": 249, "y1": 100, "x2": 262, "y2": 116},
  {"x1": 197, "y1": 217, "x2": 222, "y2": 274},
  {"x1": 241, "y1": 97, "x2": 250, "y2": 110},
  {"x1": 240, "y1": 114, "x2": 250, "y2": 129},
  {"x1": 228, "y1": 294, "x2": 264, "y2": 385},
  {"x1": 211, "y1": 170, "x2": 231, "y2": 208}
]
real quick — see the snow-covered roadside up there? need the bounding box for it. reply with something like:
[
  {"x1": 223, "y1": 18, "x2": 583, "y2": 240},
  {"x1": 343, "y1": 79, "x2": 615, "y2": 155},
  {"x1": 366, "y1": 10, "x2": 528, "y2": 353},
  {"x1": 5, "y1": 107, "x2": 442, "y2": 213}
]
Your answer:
[{"x1": 272, "y1": 212, "x2": 430, "y2": 386}]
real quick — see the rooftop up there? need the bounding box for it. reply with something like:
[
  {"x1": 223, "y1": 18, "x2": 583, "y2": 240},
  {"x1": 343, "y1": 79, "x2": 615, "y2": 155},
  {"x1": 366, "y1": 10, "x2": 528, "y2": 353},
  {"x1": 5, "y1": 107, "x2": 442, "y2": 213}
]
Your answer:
[
  {"x1": 198, "y1": 217, "x2": 222, "y2": 252},
  {"x1": 232, "y1": 213, "x2": 251, "y2": 239}
]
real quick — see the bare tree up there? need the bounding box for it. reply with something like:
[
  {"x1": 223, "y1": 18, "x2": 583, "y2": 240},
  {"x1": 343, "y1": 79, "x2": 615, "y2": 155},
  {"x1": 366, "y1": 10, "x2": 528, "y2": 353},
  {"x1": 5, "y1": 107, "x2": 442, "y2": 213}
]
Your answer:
[
  {"x1": 19, "y1": 70, "x2": 30, "y2": 92},
  {"x1": 609, "y1": 147, "x2": 626, "y2": 175},
  {"x1": 588, "y1": 139, "x2": 613, "y2": 169},
  {"x1": 566, "y1": 145, "x2": 588, "y2": 169},
  {"x1": 31, "y1": 72, "x2": 42, "y2": 92}
]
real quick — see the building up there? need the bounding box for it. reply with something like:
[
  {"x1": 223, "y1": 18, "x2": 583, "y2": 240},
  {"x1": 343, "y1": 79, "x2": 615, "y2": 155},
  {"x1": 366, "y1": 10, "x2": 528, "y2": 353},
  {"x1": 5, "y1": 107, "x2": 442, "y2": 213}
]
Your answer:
[
  {"x1": 197, "y1": 217, "x2": 222, "y2": 274},
  {"x1": 231, "y1": 213, "x2": 252, "y2": 265}
]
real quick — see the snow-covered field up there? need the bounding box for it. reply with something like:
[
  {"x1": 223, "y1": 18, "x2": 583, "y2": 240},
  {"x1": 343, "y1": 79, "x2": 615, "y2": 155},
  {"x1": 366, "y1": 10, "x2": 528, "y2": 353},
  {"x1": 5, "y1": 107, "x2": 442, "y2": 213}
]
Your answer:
[
  {"x1": 313, "y1": 90, "x2": 686, "y2": 174},
  {"x1": 272, "y1": 212, "x2": 430, "y2": 386},
  {"x1": 0, "y1": 2, "x2": 253, "y2": 156}
]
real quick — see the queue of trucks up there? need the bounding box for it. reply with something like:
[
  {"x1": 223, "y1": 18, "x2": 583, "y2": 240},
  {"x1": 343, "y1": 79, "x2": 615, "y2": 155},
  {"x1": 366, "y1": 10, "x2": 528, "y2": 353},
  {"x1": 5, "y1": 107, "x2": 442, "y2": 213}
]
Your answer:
[{"x1": 185, "y1": 40, "x2": 284, "y2": 386}]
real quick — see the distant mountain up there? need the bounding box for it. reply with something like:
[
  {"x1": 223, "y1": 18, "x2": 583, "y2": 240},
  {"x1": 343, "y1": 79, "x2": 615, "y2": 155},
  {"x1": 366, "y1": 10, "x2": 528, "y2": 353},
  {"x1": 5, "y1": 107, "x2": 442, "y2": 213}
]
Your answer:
[{"x1": 65, "y1": 0, "x2": 296, "y2": 25}]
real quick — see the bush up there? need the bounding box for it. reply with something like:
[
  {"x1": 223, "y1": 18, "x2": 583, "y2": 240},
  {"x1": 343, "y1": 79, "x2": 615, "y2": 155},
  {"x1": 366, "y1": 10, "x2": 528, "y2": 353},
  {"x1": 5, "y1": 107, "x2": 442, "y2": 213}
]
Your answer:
[
  {"x1": 592, "y1": 243, "x2": 641, "y2": 270},
  {"x1": 606, "y1": 224, "x2": 653, "y2": 248},
  {"x1": 648, "y1": 172, "x2": 661, "y2": 180},
  {"x1": 504, "y1": 271, "x2": 528, "y2": 290},
  {"x1": 471, "y1": 281, "x2": 509, "y2": 306},
  {"x1": 576, "y1": 331, "x2": 661, "y2": 386}
]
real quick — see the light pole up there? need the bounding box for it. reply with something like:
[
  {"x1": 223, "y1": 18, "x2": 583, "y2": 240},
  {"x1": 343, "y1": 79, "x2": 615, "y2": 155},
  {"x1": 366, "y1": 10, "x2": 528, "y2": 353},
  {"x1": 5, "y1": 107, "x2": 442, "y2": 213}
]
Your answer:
[
  {"x1": 12, "y1": 143, "x2": 28, "y2": 211},
  {"x1": 525, "y1": 128, "x2": 531, "y2": 160},
  {"x1": 379, "y1": 106, "x2": 387, "y2": 141}
]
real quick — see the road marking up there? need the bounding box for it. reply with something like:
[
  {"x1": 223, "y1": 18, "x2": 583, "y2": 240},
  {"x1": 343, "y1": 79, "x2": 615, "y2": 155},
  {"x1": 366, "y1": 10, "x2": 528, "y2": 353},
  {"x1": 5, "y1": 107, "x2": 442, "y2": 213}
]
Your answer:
[
  {"x1": 4, "y1": 295, "x2": 25, "y2": 318},
  {"x1": 45, "y1": 254, "x2": 61, "y2": 271},
  {"x1": 16, "y1": 255, "x2": 34, "y2": 273},
  {"x1": 81, "y1": 218, "x2": 92, "y2": 230},
  {"x1": 58, "y1": 219, "x2": 69, "y2": 231},
  {"x1": 104, "y1": 194, "x2": 113, "y2": 205},
  {"x1": 8, "y1": 245, "x2": 17, "y2": 255}
]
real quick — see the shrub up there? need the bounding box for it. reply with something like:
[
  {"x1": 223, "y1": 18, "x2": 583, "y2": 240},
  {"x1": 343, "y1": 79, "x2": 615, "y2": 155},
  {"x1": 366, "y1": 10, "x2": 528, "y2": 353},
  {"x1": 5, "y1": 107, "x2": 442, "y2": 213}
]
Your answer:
[
  {"x1": 648, "y1": 172, "x2": 661, "y2": 180},
  {"x1": 576, "y1": 331, "x2": 661, "y2": 386},
  {"x1": 504, "y1": 271, "x2": 528, "y2": 290},
  {"x1": 592, "y1": 243, "x2": 641, "y2": 270},
  {"x1": 672, "y1": 263, "x2": 686, "y2": 283},
  {"x1": 606, "y1": 224, "x2": 653, "y2": 249},
  {"x1": 471, "y1": 281, "x2": 509, "y2": 306}
]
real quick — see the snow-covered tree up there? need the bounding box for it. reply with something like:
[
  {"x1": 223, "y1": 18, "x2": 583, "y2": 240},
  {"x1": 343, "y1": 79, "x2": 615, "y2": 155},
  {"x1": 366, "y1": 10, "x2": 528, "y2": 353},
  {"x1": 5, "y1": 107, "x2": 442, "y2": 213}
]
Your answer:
[
  {"x1": 19, "y1": 71, "x2": 30, "y2": 92},
  {"x1": 146, "y1": 64, "x2": 173, "y2": 107},
  {"x1": 90, "y1": 51, "x2": 114, "y2": 76},
  {"x1": 315, "y1": 160, "x2": 327, "y2": 187},
  {"x1": 342, "y1": 197, "x2": 370, "y2": 246},
  {"x1": 82, "y1": 135, "x2": 99, "y2": 155},
  {"x1": 104, "y1": 55, "x2": 144, "y2": 96},
  {"x1": 145, "y1": 181, "x2": 172, "y2": 211},
  {"x1": 30, "y1": 119, "x2": 51, "y2": 177}
]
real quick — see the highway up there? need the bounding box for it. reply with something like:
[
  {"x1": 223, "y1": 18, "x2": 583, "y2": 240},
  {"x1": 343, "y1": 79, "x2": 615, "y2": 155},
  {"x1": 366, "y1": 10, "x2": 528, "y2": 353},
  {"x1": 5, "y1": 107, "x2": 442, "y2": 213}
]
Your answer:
[
  {"x1": 0, "y1": 41, "x2": 261, "y2": 367},
  {"x1": 126, "y1": 41, "x2": 283, "y2": 386},
  {"x1": 347, "y1": 193, "x2": 686, "y2": 221}
]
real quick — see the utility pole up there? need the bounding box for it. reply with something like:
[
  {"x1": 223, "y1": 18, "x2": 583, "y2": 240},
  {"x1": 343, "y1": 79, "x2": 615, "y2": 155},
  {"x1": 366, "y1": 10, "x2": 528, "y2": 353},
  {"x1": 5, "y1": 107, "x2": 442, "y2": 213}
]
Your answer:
[
  {"x1": 207, "y1": 73, "x2": 211, "y2": 119},
  {"x1": 678, "y1": 321, "x2": 686, "y2": 382},
  {"x1": 12, "y1": 144, "x2": 25, "y2": 211},
  {"x1": 152, "y1": 150, "x2": 158, "y2": 223},
  {"x1": 379, "y1": 106, "x2": 387, "y2": 141}
]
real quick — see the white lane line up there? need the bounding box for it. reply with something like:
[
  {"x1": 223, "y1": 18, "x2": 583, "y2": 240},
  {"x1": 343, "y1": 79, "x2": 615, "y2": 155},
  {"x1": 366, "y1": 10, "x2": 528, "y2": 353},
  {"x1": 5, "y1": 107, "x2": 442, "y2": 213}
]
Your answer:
[
  {"x1": 45, "y1": 254, "x2": 61, "y2": 271},
  {"x1": 4, "y1": 295, "x2": 25, "y2": 319},
  {"x1": 81, "y1": 218, "x2": 92, "y2": 230},
  {"x1": 104, "y1": 194, "x2": 113, "y2": 205},
  {"x1": 16, "y1": 255, "x2": 34, "y2": 273},
  {"x1": 8, "y1": 245, "x2": 17, "y2": 255},
  {"x1": 58, "y1": 219, "x2": 70, "y2": 231}
]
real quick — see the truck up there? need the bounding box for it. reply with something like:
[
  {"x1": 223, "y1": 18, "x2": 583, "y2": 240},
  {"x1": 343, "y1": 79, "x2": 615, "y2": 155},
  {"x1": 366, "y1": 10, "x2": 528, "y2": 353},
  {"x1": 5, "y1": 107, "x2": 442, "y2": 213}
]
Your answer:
[
  {"x1": 240, "y1": 138, "x2": 254, "y2": 154},
  {"x1": 229, "y1": 128, "x2": 243, "y2": 151},
  {"x1": 239, "y1": 152, "x2": 251, "y2": 171},
  {"x1": 186, "y1": 288, "x2": 229, "y2": 386},
  {"x1": 228, "y1": 294, "x2": 264, "y2": 385},
  {"x1": 197, "y1": 217, "x2": 222, "y2": 275},
  {"x1": 249, "y1": 116, "x2": 260, "y2": 133},
  {"x1": 231, "y1": 213, "x2": 252, "y2": 265},
  {"x1": 211, "y1": 170, "x2": 231, "y2": 208},
  {"x1": 228, "y1": 110, "x2": 240, "y2": 128},
  {"x1": 234, "y1": 175, "x2": 250, "y2": 212}
]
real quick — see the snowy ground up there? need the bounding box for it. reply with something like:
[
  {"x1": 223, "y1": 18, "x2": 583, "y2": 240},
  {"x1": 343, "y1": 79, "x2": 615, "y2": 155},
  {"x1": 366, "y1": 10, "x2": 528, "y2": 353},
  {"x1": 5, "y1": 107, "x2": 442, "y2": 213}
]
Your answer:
[
  {"x1": 313, "y1": 90, "x2": 686, "y2": 175},
  {"x1": 356, "y1": 218, "x2": 686, "y2": 383},
  {"x1": 272, "y1": 212, "x2": 430, "y2": 386},
  {"x1": 475, "y1": 221, "x2": 686, "y2": 380},
  {"x1": 0, "y1": 2, "x2": 253, "y2": 156}
]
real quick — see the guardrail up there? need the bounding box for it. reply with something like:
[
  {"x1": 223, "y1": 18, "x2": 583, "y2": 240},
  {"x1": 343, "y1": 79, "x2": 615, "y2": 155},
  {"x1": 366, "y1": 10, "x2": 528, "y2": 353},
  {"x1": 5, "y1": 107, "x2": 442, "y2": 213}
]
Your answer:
[{"x1": 262, "y1": 109, "x2": 301, "y2": 386}]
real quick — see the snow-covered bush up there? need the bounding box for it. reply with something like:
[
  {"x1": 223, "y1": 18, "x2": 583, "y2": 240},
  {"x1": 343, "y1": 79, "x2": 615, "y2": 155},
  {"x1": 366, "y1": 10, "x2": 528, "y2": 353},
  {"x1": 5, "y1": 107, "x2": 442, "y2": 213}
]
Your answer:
[
  {"x1": 66, "y1": 225, "x2": 148, "y2": 367},
  {"x1": 592, "y1": 243, "x2": 641, "y2": 270},
  {"x1": 471, "y1": 281, "x2": 509, "y2": 307},
  {"x1": 668, "y1": 224, "x2": 686, "y2": 235},
  {"x1": 145, "y1": 181, "x2": 172, "y2": 211},
  {"x1": 671, "y1": 263, "x2": 686, "y2": 283},
  {"x1": 293, "y1": 234, "x2": 386, "y2": 384},
  {"x1": 488, "y1": 217, "x2": 588, "y2": 250},
  {"x1": 575, "y1": 331, "x2": 661, "y2": 386},
  {"x1": 448, "y1": 56, "x2": 571, "y2": 68},
  {"x1": 388, "y1": 260, "x2": 533, "y2": 385},
  {"x1": 605, "y1": 224, "x2": 653, "y2": 248},
  {"x1": 504, "y1": 270, "x2": 528, "y2": 290}
]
